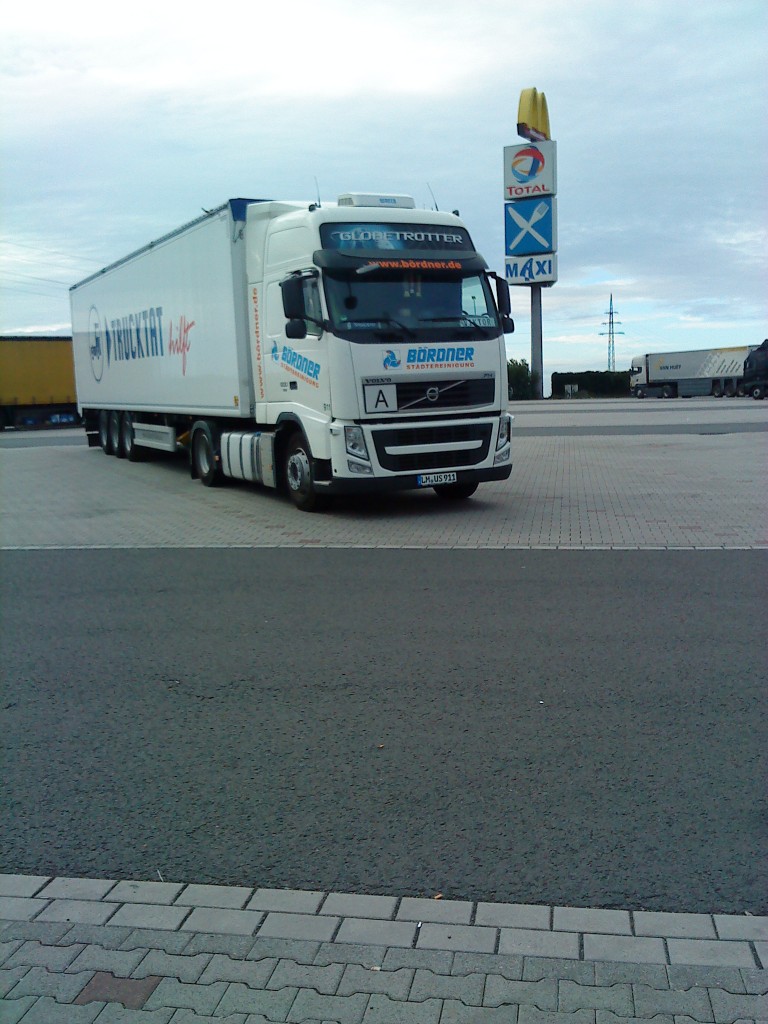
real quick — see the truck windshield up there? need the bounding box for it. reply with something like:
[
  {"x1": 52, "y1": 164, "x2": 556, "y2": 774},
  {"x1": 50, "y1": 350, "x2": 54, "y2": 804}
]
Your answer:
[{"x1": 323, "y1": 271, "x2": 499, "y2": 342}]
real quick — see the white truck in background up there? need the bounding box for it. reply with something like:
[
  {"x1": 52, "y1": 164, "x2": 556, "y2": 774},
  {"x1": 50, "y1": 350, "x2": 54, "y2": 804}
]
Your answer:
[
  {"x1": 70, "y1": 194, "x2": 513, "y2": 511},
  {"x1": 630, "y1": 345, "x2": 756, "y2": 399}
]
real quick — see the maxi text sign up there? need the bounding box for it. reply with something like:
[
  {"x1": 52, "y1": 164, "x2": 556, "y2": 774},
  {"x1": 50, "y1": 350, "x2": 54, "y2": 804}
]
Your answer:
[
  {"x1": 505, "y1": 254, "x2": 557, "y2": 285},
  {"x1": 503, "y1": 141, "x2": 557, "y2": 200}
]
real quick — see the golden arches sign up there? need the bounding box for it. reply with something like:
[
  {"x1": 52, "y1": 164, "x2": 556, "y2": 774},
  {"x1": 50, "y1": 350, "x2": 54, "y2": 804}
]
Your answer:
[{"x1": 517, "y1": 87, "x2": 551, "y2": 141}]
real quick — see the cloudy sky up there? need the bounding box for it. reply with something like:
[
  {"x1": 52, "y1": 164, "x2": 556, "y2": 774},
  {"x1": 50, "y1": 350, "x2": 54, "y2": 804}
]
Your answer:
[{"x1": 2, "y1": 0, "x2": 766, "y2": 389}]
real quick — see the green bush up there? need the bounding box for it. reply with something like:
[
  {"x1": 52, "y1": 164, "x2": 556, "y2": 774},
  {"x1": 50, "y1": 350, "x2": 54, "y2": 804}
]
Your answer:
[{"x1": 507, "y1": 358, "x2": 540, "y2": 400}]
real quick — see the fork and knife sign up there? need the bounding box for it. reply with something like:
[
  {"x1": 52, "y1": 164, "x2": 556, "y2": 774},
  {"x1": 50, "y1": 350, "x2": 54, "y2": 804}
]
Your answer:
[{"x1": 506, "y1": 199, "x2": 553, "y2": 252}]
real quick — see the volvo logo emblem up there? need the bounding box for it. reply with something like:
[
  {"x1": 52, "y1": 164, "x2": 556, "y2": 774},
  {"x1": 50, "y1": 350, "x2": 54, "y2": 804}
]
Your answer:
[{"x1": 426, "y1": 387, "x2": 440, "y2": 402}]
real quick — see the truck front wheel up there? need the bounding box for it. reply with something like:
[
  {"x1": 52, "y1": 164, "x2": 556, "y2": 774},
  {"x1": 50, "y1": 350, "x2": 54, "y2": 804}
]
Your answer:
[
  {"x1": 284, "y1": 432, "x2": 325, "y2": 512},
  {"x1": 751, "y1": 385, "x2": 765, "y2": 400},
  {"x1": 635, "y1": 388, "x2": 645, "y2": 399}
]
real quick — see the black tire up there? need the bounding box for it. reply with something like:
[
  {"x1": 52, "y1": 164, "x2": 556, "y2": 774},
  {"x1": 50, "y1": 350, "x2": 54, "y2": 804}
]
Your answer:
[
  {"x1": 284, "y1": 431, "x2": 325, "y2": 512},
  {"x1": 192, "y1": 424, "x2": 223, "y2": 486},
  {"x1": 751, "y1": 384, "x2": 765, "y2": 400},
  {"x1": 724, "y1": 382, "x2": 735, "y2": 397},
  {"x1": 433, "y1": 481, "x2": 479, "y2": 500},
  {"x1": 661, "y1": 385, "x2": 674, "y2": 399},
  {"x1": 108, "y1": 410, "x2": 123, "y2": 457},
  {"x1": 737, "y1": 383, "x2": 746, "y2": 397},
  {"x1": 712, "y1": 383, "x2": 723, "y2": 398},
  {"x1": 98, "y1": 410, "x2": 111, "y2": 453},
  {"x1": 121, "y1": 413, "x2": 143, "y2": 462},
  {"x1": 635, "y1": 388, "x2": 645, "y2": 399}
]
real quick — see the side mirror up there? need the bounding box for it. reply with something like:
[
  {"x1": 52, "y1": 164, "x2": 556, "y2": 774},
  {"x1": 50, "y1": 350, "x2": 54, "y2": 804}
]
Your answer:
[
  {"x1": 501, "y1": 315, "x2": 515, "y2": 334},
  {"x1": 495, "y1": 277, "x2": 512, "y2": 317},
  {"x1": 280, "y1": 275, "x2": 305, "y2": 320},
  {"x1": 285, "y1": 318, "x2": 307, "y2": 340}
]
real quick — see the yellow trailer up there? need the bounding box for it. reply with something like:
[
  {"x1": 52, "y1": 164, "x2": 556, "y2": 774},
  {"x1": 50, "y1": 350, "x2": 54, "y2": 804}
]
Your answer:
[{"x1": 0, "y1": 336, "x2": 79, "y2": 428}]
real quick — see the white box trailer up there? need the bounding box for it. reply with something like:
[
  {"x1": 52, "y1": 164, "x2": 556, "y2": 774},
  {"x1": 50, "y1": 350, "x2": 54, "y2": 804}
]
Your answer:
[
  {"x1": 629, "y1": 345, "x2": 756, "y2": 398},
  {"x1": 71, "y1": 196, "x2": 514, "y2": 510}
]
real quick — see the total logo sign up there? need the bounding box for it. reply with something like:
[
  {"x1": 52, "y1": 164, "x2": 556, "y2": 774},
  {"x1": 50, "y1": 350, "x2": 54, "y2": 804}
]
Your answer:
[{"x1": 503, "y1": 140, "x2": 557, "y2": 199}]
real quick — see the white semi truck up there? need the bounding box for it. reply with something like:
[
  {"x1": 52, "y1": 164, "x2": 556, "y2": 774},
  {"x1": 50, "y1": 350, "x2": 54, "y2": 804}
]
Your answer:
[
  {"x1": 629, "y1": 345, "x2": 756, "y2": 399},
  {"x1": 71, "y1": 195, "x2": 514, "y2": 511}
]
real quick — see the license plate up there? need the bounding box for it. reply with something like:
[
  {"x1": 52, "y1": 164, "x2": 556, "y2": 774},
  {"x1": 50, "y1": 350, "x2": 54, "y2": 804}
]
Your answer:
[{"x1": 417, "y1": 472, "x2": 457, "y2": 486}]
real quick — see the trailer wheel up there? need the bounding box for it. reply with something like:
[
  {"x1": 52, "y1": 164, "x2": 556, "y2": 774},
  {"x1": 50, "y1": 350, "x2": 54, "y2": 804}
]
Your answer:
[
  {"x1": 661, "y1": 385, "x2": 674, "y2": 399},
  {"x1": 724, "y1": 382, "x2": 735, "y2": 397},
  {"x1": 192, "y1": 424, "x2": 223, "y2": 486},
  {"x1": 284, "y1": 431, "x2": 325, "y2": 512},
  {"x1": 108, "y1": 411, "x2": 124, "y2": 457},
  {"x1": 121, "y1": 413, "x2": 143, "y2": 462},
  {"x1": 751, "y1": 384, "x2": 765, "y2": 400},
  {"x1": 98, "y1": 410, "x2": 111, "y2": 453},
  {"x1": 712, "y1": 383, "x2": 723, "y2": 397},
  {"x1": 433, "y1": 482, "x2": 479, "y2": 500},
  {"x1": 737, "y1": 383, "x2": 746, "y2": 397}
]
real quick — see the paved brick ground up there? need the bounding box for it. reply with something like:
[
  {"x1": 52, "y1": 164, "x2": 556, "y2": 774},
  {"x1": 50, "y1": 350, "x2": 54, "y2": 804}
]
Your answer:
[
  {"x1": 0, "y1": 431, "x2": 765, "y2": 551},
  {"x1": 1, "y1": 875, "x2": 766, "y2": 1022}
]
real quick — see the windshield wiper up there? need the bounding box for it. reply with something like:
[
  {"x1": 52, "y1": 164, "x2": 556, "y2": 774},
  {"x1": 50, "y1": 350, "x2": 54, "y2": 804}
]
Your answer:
[
  {"x1": 373, "y1": 316, "x2": 416, "y2": 338},
  {"x1": 338, "y1": 316, "x2": 417, "y2": 339},
  {"x1": 421, "y1": 312, "x2": 492, "y2": 324}
]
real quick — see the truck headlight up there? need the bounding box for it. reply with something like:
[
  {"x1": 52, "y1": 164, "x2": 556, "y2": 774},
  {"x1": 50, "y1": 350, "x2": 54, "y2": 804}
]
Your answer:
[
  {"x1": 496, "y1": 414, "x2": 511, "y2": 450},
  {"x1": 345, "y1": 425, "x2": 369, "y2": 460}
]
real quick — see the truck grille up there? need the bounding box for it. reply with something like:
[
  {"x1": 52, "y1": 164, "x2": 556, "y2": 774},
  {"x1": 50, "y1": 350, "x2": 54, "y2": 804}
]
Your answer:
[
  {"x1": 395, "y1": 377, "x2": 495, "y2": 411},
  {"x1": 373, "y1": 423, "x2": 492, "y2": 472}
]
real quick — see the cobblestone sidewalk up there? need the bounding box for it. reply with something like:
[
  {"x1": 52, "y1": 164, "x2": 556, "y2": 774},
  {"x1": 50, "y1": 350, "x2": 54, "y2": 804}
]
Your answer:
[{"x1": 2, "y1": 875, "x2": 766, "y2": 1023}]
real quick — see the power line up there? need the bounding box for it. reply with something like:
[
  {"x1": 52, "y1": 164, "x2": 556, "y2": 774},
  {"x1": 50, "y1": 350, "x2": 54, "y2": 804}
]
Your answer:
[
  {"x1": 600, "y1": 293, "x2": 624, "y2": 371},
  {"x1": 1, "y1": 239, "x2": 101, "y2": 267}
]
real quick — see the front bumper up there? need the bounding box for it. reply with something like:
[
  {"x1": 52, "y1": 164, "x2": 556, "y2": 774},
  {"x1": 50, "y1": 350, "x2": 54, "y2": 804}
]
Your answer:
[{"x1": 315, "y1": 463, "x2": 512, "y2": 495}]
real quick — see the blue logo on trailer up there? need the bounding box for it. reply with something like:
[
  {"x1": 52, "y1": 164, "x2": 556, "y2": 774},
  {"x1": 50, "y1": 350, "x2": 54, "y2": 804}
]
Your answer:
[{"x1": 88, "y1": 306, "x2": 104, "y2": 382}]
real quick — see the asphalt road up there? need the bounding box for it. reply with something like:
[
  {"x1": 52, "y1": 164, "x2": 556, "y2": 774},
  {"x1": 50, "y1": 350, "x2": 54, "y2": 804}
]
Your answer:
[{"x1": 2, "y1": 546, "x2": 765, "y2": 914}]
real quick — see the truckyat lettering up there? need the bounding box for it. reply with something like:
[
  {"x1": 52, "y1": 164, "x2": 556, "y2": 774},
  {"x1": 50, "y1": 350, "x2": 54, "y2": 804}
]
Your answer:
[
  {"x1": 89, "y1": 305, "x2": 165, "y2": 379},
  {"x1": 167, "y1": 315, "x2": 195, "y2": 376},
  {"x1": 406, "y1": 346, "x2": 475, "y2": 369}
]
